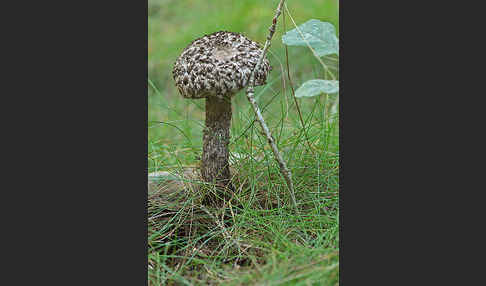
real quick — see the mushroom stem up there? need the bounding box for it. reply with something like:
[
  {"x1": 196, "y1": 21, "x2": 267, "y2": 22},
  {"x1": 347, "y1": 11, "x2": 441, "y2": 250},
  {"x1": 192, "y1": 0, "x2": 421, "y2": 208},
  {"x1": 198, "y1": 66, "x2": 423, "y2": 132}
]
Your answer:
[{"x1": 202, "y1": 95, "x2": 232, "y2": 188}]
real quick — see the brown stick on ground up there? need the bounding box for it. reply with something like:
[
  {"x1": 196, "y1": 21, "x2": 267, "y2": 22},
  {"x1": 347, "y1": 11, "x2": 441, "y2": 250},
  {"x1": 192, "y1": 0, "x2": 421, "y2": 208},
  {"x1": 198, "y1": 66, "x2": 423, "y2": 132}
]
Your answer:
[{"x1": 245, "y1": 0, "x2": 300, "y2": 215}]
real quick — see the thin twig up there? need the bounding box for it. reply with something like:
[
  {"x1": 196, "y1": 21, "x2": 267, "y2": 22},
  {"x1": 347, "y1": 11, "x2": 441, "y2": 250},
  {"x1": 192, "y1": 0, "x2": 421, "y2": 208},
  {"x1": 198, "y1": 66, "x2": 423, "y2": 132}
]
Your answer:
[
  {"x1": 230, "y1": 89, "x2": 281, "y2": 145},
  {"x1": 245, "y1": 0, "x2": 300, "y2": 215}
]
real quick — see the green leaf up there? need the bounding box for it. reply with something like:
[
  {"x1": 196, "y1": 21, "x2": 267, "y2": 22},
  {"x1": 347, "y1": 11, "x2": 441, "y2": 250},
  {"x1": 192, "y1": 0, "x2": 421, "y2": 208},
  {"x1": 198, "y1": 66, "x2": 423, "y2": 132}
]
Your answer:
[
  {"x1": 295, "y1": 80, "x2": 339, "y2": 98},
  {"x1": 282, "y1": 19, "x2": 339, "y2": 56}
]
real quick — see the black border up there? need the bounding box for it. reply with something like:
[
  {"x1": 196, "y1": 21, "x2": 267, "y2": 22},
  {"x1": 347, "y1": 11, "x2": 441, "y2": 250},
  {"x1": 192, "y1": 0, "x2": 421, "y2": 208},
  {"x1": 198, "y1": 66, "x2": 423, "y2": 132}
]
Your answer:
[
  {"x1": 6, "y1": 1, "x2": 149, "y2": 284},
  {"x1": 338, "y1": 0, "x2": 468, "y2": 284}
]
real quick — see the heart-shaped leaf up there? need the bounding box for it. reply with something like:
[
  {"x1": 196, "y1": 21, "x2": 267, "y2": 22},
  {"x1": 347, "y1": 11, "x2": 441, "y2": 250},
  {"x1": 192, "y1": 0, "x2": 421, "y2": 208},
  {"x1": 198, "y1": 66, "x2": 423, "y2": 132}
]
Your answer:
[
  {"x1": 295, "y1": 79, "x2": 339, "y2": 98},
  {"x1": 282, "y1": 19, "x2": 339, "y2": 56}
]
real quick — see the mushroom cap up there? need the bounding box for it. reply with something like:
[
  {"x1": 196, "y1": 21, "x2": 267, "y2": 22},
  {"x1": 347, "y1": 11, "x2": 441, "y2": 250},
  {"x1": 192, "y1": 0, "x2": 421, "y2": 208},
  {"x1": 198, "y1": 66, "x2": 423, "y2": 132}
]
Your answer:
[{"x1": 172, "y1": 31, "x2": 272, "y2": 99}]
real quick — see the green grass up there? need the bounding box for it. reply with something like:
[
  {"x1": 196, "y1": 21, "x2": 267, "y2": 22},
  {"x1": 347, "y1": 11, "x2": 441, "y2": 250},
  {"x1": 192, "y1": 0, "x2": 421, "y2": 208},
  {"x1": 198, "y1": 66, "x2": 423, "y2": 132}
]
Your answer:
[{"x1": 148, "y1": 0, "x2": 339, "y2": 285}]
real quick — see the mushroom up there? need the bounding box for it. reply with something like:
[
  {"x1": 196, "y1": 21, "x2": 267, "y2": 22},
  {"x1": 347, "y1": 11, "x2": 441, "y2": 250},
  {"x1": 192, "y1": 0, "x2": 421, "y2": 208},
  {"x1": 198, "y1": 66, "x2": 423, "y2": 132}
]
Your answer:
[{"x1": 172, "y1": 31, "x2": 271, "y2": 188}]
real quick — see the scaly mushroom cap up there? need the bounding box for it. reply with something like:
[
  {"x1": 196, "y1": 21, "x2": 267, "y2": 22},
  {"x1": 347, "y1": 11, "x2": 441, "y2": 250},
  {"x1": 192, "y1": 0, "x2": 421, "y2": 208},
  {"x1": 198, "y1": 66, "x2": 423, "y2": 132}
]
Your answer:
[{"x1": 172, "y1": 31, "x2": 272, "y2": 99}]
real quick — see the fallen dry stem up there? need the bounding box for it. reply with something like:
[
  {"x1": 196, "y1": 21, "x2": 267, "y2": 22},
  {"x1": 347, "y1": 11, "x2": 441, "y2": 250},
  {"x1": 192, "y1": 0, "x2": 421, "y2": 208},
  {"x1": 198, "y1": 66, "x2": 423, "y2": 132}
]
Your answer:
[{"x1": 245, "y1": 0, "x2": 300, "y2": 215}]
